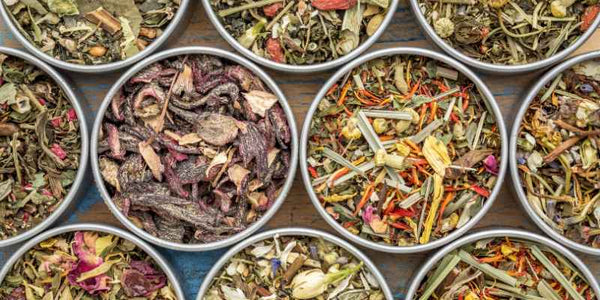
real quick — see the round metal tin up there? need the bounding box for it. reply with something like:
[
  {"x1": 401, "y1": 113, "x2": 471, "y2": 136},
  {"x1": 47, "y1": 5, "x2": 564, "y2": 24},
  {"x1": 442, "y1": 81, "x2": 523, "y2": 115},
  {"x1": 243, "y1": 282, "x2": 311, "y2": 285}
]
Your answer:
[
  {"x1": 0, "y1": 0, "x2": 191, "y2": 73},
  {"x1": 200, "y1": 0, "x2": 399, "y2": 73},
  {"x1": 405, "y1": 227, "x2": 600, "y2": 299},
  {"x1": 0, "y1": 47, "x2": 89, "y2": 249},
  {"x1": 510, "y1": 50, "x2": 600, "y2": 256},
  {"x1": 300, "y1": 47, "x2": 508, "y2": 253},
  {"x1": 195, "y1": 227, "x2": 394, "y2": 299},
  {"x1": 91, "y1": 46, "x2": 298, "y2": 252},
  {"x1": 407, "y1": 0, "x2": 600, "y2": 74},
  {"x1": 0, "y1": 223, "x2": 185, "y2": 299}
]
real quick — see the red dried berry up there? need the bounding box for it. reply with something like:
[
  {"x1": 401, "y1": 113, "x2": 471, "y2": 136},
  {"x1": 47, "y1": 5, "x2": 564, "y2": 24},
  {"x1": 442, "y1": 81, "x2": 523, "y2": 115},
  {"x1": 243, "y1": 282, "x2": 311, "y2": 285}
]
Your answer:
[
  {"x1": 38, "y1": 98, "x2": 46, "y2": 106},
  {"x1": 263, "y1": 3, "x2": 283, "y2": 17},
  {"x1": 266, "y1": 38, "x2": 285, "y2": 63},
  {"x1": 311, "y1": 0, "x2": 357, "y2": 11}
]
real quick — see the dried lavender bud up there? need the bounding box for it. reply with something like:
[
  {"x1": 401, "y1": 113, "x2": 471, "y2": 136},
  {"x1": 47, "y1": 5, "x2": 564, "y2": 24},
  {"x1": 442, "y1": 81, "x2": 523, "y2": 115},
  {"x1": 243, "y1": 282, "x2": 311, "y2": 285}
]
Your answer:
[{"x1": 98, "y1": 54, "x2": 292, "y2": 244}]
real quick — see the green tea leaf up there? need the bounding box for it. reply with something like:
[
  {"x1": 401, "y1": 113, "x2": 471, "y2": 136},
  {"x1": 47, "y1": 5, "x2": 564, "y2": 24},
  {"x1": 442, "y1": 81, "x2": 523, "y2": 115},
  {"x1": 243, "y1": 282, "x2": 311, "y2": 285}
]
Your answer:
[{"x1": 0, "y1": 83, "x2": 17, "y2": 105}]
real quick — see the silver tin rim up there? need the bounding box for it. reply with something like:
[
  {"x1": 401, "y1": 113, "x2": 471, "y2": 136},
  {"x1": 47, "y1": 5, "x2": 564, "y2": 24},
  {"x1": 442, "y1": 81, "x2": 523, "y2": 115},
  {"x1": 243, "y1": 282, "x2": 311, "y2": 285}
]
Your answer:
[
  {"x1": 408, "y1": 0, "x2": 600, "y2": 74},
  {"x1": 509, "y1": 50, "x2": 600, "y2": 256},
  {"x1": 91, "y1": 46, "x2": 299, "y2": 252},
  {"x1": 0, "y1": 223, "x2": 185, "y2": 299},
  {"x1": 201, "y1": 0, "x2": 399, "y2": 73},
  {"x1": 405, "y1": 227, "x2": 600, "y2": 299},
  {"x1": 0, "y1": 0, "x2": 190, "y2": 73},
  {"x1": 195, "y1": 227, "x2": 394, "y2": 300},
  {"x1": 0, "y1": 47, "x2": 89, "y2": 249},
  {"x1": 300, "y1": 47, "x2": 508, "y2": 253}
]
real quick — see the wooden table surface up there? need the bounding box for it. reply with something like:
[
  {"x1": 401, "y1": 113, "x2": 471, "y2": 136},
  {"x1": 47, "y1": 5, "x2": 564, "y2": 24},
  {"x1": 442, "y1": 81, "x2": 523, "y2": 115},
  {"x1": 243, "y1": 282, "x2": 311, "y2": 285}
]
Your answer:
[{"x1": 1, "y1": 1, "x2": 599, "y2": 299}]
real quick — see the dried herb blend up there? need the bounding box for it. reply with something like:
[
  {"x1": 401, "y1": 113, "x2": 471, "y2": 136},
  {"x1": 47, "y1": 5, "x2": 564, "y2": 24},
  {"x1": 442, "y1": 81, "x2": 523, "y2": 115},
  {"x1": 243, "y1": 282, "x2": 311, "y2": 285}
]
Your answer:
[
  {"x1": 98, "y1": 54, "x2": 292, "y2": 244},
  {"x1": 0, "y1": 53, "x2": 80, "y2": 240},
  {"x1": 0, "y1": 231, "x2": 178, "y2": 299},
  {"x1": 417, "y1": 0, "x2": 600, "y2": 65},
  {"x1": 516, "y1": 58, "x2": 600, "y2": 249},
  {"x1": 2, "y1": 0, "x2": 180, "y2": 65},
  {"x1": 203, "y1": 235, "x2": 385, "y2": 299},
  {"x1": 210, "y1": 0, "x2": 390, "y2": 66},
  {"x1": 414, "y1": 237, "x2": 597, "y2": 300},
  {"x1": 307, "y1": 55, "x2": 501, "y2": 247}
]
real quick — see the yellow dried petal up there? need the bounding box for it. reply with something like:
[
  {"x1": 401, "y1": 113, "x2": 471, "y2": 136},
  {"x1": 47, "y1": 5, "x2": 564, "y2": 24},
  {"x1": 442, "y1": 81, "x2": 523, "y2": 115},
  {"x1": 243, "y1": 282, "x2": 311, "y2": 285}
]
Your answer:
[
  {"x1": 323, "y1": 193, "x2": 357, "y2": 202},
  {"x1": 419, "y1": 174, "x2": 444, "y2": 244},
  {"x1": 423, "y1": 136, "x2": 451, "y2": 176}
]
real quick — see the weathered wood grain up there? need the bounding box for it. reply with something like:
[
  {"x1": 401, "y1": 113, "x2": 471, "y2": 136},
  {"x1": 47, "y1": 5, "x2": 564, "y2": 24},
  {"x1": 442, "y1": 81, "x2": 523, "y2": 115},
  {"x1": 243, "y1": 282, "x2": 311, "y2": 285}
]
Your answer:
[{"x1": 0, "y1": 1, "x2": 599, "y2": 299}]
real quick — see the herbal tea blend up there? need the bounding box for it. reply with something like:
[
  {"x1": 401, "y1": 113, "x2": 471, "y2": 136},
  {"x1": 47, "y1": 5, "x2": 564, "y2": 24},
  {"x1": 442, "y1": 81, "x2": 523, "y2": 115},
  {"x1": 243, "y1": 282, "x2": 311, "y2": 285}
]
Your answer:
[
  {"x1": 0, "y1": 231, "x2": 178, "y2": 299},
  {"x1": 0, "y1": 54, "x2": 80, "y2": 240},
  {"x1": 417, "y1": 0, "x2": 600, "y2": 65},
  {"x1": 210, "y1": 0, "x2": 390, "y2": 65},
  {"x1": 307, "y1": 55, "x2": 501, "y2": 246},
  {"x1": 516, "y1": 58, "x2": 600, "y2": 249},
  {"x1": 98, "y1": 54, "x2": 292, "y2": 244},
  {"x1": 414, "y1": 237, "x2": 597, "y2": 300},
  {"x1": 203, "y1": 235, "x2": 385, "y2": 299},
  {"x1": 2, "y1": 0, "x2": 180, "y2": 65}
]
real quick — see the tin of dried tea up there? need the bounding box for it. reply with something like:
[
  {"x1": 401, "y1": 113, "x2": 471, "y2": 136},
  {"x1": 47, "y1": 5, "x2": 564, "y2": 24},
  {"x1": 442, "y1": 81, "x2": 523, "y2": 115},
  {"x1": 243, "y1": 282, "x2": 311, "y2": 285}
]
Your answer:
[
  {"x1": 0, "y1": 0, "x2": 188, "y2": 73},
  {"x1": 197, "y1": 227, "x2": 393, "y2": 300},
  {"x1": 92, "y1": 47, "x2": 298, "y2": 252},
  {"x1": 406, "y1": 229, "x2": 600, "y2": 300},
  {"x1": 301, "y1": 47, "x2": 507, "y2": 253},
  {"x1": 0, "y1": 223, "x2": 184, "y2": 299},
  {"x1": 205, "y1": 0, "x2": 398, "y2": 72},
  {"x1": 411, "y1": 0, "x2": 600, "y2": 73},
  {"x1": 0, "y1": 47, "x2": 87, "y2": 248},
  {"x1": 512, "y1": 51, "x2": 600, "y2": 255}
]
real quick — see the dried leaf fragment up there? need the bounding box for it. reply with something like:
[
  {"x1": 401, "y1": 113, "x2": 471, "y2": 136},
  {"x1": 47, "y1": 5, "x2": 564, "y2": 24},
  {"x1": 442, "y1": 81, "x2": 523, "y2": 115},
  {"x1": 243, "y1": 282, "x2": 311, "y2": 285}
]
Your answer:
[
  {"x1": 138, "y1": 140, "x2": 164, "y2": 181},
  {"x1": 423, "y1": 136, "x2": 451, "y2": 176}
]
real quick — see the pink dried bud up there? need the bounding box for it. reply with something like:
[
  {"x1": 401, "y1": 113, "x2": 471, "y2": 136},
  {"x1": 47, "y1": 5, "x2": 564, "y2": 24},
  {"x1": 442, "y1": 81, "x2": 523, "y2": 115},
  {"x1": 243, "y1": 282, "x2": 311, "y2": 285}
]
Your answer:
[
  {"x1": 67, "y1": 108, "x2": 77, "y2": 121},
  {"x1": 50, "y1": 117, "x2": 62, "y2": 128},
  {"x1": 51, "y1": 143, "x2": 67, "y2": 160},
  {"x1": 483, "y1": 155, "x2": 498, "y2": 175}
]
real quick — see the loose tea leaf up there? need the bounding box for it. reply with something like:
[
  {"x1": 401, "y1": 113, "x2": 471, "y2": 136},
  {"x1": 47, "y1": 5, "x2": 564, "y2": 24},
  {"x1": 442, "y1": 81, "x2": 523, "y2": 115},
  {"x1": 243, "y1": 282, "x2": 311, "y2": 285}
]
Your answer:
[
  {"x1": 307, "y1": 54, "x2": 501, "y2": 246},
  {"x1": 418, "y1": 0, "x2": 600, "y2": 65},
  {"x1": 210, "y1": 0, "x2": 390, "y2": 66},
  {"x1": 0, "y1": 231, "x2": 178, "y2": 299},
  {"x1": 415, "y1": 237, "x2": 597, "y2": 300},
  {"x1": 2, "y1": 0, "x2": 180, "y2": 65},
  {"x1": 203, "y1": 235, "x2": 385, "y2": 299},
  {"x1": 0, "y1": 53, "x2": 80, "y2": 240},
  {"x1": 516, "y1": 58, "x2": 600, "y2": 249},
  {"x1": 98, "y1": 54, "x2": 292, "y2": 244}
]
